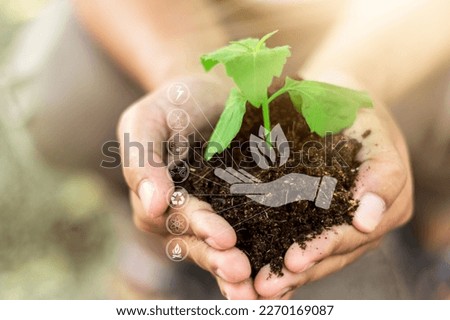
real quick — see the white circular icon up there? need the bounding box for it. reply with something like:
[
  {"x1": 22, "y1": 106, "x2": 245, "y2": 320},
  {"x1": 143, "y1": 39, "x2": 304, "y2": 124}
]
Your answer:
[
  {"x1": 168, "y1": 160, "x2": 190, "y2": 183},
  {"x1": 167, "y1": 82, "x2": 190, "y2": 105},
  {"x1": 165, "y1": 238, "x2": 189, "y2": 262},
  {"x1": 167, "y1": 187, "x2": 189, "y2": 209},
  {"x1": 166, "y1": 109, "x2": 190, "y2": 131},
  {"x1": 166, "y1": 212, "x2": 189, "y2": 235}
]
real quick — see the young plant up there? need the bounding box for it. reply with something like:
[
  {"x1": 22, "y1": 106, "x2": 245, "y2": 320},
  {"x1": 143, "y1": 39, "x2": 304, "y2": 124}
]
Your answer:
[{"x1": 201, "y1": 31, "x2": 373, "y2": 160}]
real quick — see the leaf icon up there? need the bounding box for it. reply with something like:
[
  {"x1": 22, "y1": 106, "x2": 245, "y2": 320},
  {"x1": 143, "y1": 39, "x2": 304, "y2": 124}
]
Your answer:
[
  {"x1": 270, "y1": 124, "x2": 290, "y2": 166},
  {"x1": 249, "y1": 124, "x2": 290, "y2": 169},
  {"x1": 249, "y1": 133, "x2": 272, "y2": 169}
]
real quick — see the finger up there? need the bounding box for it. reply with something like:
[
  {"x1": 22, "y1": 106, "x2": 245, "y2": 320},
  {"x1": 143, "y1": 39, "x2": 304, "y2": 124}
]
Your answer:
[
  {"x1": 118, "y1": 99, "x2": 174, "y2": 220},
  {"x1": 225, "y1": 168, "x2": 255, "y2": 183},
  {"x1": 131, "y1": 191, "x2": 167, "y2": 234},
  {"x1": 216, "y1": 278, "x2": 258, "y2": 300},
  {"x1": 214, "y1": 168, "x2": 244, "y2": 184},
  {"x1": 254, "y1": 264, "x2": 300, "y2": 299},
  {"x1": 284, "y1": 221, "x2": 380, "y2": 272},
  {"x1": 230, "y1": 183, "x2": 266, "y2": 195},
  {"x1": 255, "y1": 241, "x2": 378, "y2": 298},
  {"x1": 182, "y1": 235, "x2": 252, "y2": 283},
  {"x1": 285, "y1": 178, "x2": 412, "y2": 274},
  {"x1": 168, "y1": 196, "x2": 237, "y2": 250},
  {"x1": 238, "y1": 169, "x2": 261, "y2": 183},
  {"x1": 284, "y1": 230, "x2": 340, "y2": 273},
  {"x1": 259, "y1": 290, "x2": 295, "y2": 300},
  {"x1": 344, "y1": 105, "x2": 409, "y2": 233},
  {"x1": 278, "y1": 290, "x2": 295, "y2": 300}
]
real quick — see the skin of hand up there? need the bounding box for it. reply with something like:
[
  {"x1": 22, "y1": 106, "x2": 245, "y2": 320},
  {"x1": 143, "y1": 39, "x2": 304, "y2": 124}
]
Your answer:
[
  {"x1": 75, "y1": 0, "x2": 439, "y2": 300},
  {"x1": 117, "y1": 74, "x2": 259, "y2": 299},
  {"x1": 262, "y1": 0, "x2": 448, "y2": 301},
  {"x1": 253, "y1": 96, "x2": 413, "y2": 299},
  {"x1": 119, "y1": 75, "x2": 413, "y2": 300}
]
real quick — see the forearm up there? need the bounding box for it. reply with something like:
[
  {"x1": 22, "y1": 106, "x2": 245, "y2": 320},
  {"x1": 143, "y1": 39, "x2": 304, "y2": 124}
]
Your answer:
[
  {"x1": 72, "y1": 0, "x2": 229, "y2": 91},
  {"x1": 300, "y1": 0, "x2": 450, "y2": 105}
]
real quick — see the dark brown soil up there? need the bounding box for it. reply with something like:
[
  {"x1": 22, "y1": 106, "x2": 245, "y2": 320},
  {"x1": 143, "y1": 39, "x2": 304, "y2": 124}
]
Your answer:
[{"x1": 180, "y1": 93, "x2": 362, "y2": 277}]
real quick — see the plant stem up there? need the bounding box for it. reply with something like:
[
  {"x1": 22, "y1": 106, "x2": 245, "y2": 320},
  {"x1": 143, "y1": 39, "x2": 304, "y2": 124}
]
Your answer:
[
  {"x1": 267, "y1": 87, "x2": 288, "y2": 105},
  {"x1": 261, "y1": 99, "x2": 272, "y2": 145}
]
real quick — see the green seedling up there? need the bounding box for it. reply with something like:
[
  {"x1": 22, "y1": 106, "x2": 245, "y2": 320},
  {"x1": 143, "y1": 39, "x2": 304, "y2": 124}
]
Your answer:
[{"x1": 201, "y1": 30, "x2": 373, "y2": 160}]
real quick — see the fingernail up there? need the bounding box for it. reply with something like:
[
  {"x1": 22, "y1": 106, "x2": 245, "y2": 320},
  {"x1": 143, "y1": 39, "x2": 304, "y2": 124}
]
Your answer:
[
  {"x1": 354, "y1": 192, "x2": 386, "y2": 232},
  {"x1": 273, "y1": 287, "x2": 294, "y2": 299},
  {"x1": 138, "y1": 180, "x2": 154, "y2": 216}
]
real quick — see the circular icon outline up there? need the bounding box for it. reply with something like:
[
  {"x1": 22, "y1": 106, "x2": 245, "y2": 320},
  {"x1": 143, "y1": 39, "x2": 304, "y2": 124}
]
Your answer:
[
  {"x1": 166, "y1": 108, "x2": 190, "y2": 132},
  {"x1": 166, "y1": 108, "x2": 191, "y2": 131},
  {"x1": 165, "y1": 237, "x2": 189, "y2": 262},
  {"x1": 166, "y1": 133, "x2": 189, "y2": 157},
  {"x1": 167, "y1": 160, "x2": 190, "y2": 183},
  {"x1": 166, "y1": 82, "x2": 190, "y2": 106},
  {"x1": 167, "y1": 186, "x2": 189, "y2": 209},
  {"x1": 165, "y1": 212, "x2": 189, "y2": 235}
]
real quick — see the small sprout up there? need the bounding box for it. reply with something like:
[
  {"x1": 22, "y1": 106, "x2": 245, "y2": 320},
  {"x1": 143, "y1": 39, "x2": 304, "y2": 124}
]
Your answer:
[{"x1": 201, "y1": 31, "x2": 373, "y2": 160}]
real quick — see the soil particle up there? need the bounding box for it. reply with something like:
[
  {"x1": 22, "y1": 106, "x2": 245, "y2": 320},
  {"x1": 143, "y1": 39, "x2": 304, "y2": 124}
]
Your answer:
[{"x1": 362, "y1": 129, "x2": 371, "y2": 139}]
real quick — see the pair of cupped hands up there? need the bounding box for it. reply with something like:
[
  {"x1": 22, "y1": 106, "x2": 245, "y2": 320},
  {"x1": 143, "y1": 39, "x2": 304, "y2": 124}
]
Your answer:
[{"x1": 118, "y1": 74, "x2": 413, "y2": 299}]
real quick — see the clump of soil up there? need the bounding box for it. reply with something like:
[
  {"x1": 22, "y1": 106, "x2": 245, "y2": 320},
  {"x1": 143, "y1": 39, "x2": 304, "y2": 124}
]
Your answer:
[{"x1": 181, "y1": 93, "x2": 361, "y2": 277}]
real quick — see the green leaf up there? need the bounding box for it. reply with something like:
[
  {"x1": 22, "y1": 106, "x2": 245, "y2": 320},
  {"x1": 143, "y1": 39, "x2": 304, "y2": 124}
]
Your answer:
[
  {"x1": 201, "y1": 38, "x2": 260, "y2": 71},
  {"x1": 204, "y1": 88, "x2": 247, "y2": 160},
  {"x1": 200, "y1": 31, "x2": 291, "y2": 107},
  {"x1": 226, "y1": 47, "x2": 290, "y2": 107},
  {"x1": 283, "y1": 77, "x2": 373, "y2": 136}
]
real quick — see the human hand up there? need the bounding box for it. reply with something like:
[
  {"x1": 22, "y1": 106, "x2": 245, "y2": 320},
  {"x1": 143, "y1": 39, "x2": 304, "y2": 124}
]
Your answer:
[
  {"x1": 253, "y1": 99, "x2": 413, "y2": 299},
  {"x1": 117, "y1": 74, "x2": 258, "y2": 299}
]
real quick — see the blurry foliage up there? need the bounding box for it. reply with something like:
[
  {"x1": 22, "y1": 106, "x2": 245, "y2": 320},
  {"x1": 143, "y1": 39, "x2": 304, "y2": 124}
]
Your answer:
[
  {"x1": 0, "y1": 1, "x2": 118, "y2": 299},
  {"x1": 0, "y1": 99, "x2": 117, "y2": 298},
  {"x1": 0, "y1": 0, "x2": 50, "y2": 60}
]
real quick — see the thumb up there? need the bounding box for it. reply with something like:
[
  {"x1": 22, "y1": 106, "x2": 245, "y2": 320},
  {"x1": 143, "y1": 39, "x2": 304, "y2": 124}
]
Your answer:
[
  {"x1": 118, "y1": 97, "x2": 174, "y2": 220},
  {"x1": 344, "y1": 104, "x2": 409, "y2": 233}
]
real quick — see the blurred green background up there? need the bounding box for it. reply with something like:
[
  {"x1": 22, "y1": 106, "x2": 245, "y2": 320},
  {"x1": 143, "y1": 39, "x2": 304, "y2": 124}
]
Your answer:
[
  {"x1": 0, "y1": 0, "x2": 48, "y2": 59},
  {"x1": 0, "y1": 0, "x2": 116, "y2": 299},
  {"x1": 1, "y1": 0, "x2": 448, "y2": 300}
]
